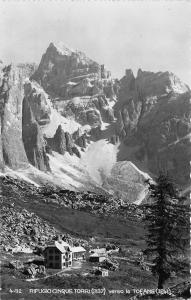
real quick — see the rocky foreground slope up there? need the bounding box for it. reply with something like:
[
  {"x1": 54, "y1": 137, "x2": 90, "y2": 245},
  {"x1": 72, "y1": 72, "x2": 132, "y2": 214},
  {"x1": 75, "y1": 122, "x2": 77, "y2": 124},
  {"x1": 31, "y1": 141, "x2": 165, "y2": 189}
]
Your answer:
[{"x1": 0, "y1": 174, "x2": 143, "y2": 253}]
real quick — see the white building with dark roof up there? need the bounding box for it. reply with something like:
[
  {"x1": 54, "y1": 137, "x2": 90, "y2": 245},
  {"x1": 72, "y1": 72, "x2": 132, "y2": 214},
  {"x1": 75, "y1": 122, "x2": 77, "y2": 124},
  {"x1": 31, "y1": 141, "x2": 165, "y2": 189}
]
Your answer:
[
  {"x1": 44, "y1": 241, "x2": 86, "y2": 269},
  {"x1": 44, "y1": 241, "x2": 72, "y2": 269}
]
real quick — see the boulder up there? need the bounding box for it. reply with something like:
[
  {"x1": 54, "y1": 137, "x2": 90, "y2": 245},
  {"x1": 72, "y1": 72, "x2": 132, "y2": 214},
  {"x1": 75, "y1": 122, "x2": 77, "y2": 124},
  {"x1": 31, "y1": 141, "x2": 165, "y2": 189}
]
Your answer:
[
  {"x1": 37, "y1": 265, "x2": 46, "y2": 275},
  {"x1": 9, "y1": 260, "x2": 24, "y2": 270},
  {"x1": 24, "y1": 266, "x2": 37, "y2": 277}
]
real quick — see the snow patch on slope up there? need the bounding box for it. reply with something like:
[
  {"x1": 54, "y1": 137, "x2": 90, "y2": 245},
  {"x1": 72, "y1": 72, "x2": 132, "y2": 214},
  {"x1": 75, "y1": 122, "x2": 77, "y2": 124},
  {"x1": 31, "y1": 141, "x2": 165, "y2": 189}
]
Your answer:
[
  {"x1": 0, "y1": 167, "x2": 40, "y2": 187},
  {"x1": 0, "y1": 154, "x2": 90, "y2": 190},
  {"x1": 81, "y1": 139, "x2": 118, "y2": 184},
  {"x1": 168, "y1": 73, "x2": 189, "y2": 94},
  {"x1": 47, "y1": 151, "x2": 89, "y2": 189}
]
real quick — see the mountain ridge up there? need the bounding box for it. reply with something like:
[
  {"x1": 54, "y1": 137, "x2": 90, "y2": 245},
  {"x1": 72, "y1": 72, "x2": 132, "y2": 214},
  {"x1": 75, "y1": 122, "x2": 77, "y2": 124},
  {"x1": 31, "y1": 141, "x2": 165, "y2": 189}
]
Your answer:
[{"x1": 0, "y1": 42, "x2": 190, "y2": 203}]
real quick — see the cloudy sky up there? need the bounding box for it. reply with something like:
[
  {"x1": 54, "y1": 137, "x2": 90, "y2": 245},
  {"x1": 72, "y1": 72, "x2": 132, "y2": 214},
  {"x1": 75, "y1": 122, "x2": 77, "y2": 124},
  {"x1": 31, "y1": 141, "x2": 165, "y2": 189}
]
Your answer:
[{"x1": 0, "y1": 1, "x2": 191, "y2": 85}]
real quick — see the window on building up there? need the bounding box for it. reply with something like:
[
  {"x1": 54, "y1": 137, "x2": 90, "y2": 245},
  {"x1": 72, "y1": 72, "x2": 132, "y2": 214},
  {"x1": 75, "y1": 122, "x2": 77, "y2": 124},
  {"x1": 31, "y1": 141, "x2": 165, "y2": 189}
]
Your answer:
[
  {"x1": 49, "y1": 263, "x2": 53, "y2": 268},
  {"x1": 63, "y1": 262, "x2": 65, "y2": 266},
  {"x1": 55, "y1": 256, "x2": 59, "y2": 260},
  {"x1": 55, "y1": 263, "x2": 59, "y2": 268},
  {"x1": 49, "y1": 256, "x2": 53, "y2": 260},
  {"x1": 49, "y1": 249, "x2": 54, "y2": 254}
]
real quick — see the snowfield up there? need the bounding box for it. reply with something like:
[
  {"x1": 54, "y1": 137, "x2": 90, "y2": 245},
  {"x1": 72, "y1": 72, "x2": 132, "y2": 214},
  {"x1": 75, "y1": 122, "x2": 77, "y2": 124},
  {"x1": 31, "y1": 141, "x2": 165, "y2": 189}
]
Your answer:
[
  {"x1": 81, "y1": 139, "x2": 119, "y2": 184},
  {"x1": 0, "y1": 142, "x2": 151, "y2": 204}
]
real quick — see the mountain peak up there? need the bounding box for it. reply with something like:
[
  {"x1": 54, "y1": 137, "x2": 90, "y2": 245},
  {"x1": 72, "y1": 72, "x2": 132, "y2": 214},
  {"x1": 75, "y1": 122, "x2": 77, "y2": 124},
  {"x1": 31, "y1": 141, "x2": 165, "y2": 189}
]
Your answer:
[
  {"x1": 125, "y1": 69, "x2": 134, "y2": 78},
  {"x1": 48, "y1": 42, "x2": 75, "y2": 56}
]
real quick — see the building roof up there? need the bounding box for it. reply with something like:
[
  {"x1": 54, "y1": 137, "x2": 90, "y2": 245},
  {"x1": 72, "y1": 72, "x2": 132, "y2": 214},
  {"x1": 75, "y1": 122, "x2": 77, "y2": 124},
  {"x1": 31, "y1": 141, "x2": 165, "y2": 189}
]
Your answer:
[
  {"x1": 71, "y1": 246, "x2": 86, "y2": 253},
  {"x1": 67, "y1": 81, "x2": 77, "y2": 86},
  {"x1": 90, "y1": 253, "x2": 106, "y2": 258},
  {"x1": 90, "y1": 248, "x2": 106, "y2": 255},
  {"x1": 45, "y1": 241, "x2": 72, "y2": 253}
]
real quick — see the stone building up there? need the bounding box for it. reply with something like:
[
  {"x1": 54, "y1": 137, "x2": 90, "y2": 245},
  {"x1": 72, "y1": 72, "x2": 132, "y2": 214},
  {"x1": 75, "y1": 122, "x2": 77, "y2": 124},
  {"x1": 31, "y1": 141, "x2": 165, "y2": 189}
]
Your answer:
[
  {"x1": 44, "y1": 240, "x2": 86, "y2": 269},
  {"x1": 44, "y1": 240, "x2": 72, "y2": 269}
]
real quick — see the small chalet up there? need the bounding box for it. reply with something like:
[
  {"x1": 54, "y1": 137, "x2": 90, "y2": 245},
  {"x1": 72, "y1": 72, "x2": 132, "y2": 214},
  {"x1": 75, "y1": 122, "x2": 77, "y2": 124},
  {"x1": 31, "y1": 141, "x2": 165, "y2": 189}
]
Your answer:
[
  {"x1": 71, "y1": 246, "x2": 86, "y2": 261},
  {"x1": 44, "y1": 241, "x2": 72, "y2": 269},
  {"x1": 89, "y1": 253, "x2": 106, "y2": 263},
  {"x1": 89, "y1": 247, "x2": 107, "y2": 262},
  {"x1": 95, "y1": 268, "x2": 109, "y2": 277}
]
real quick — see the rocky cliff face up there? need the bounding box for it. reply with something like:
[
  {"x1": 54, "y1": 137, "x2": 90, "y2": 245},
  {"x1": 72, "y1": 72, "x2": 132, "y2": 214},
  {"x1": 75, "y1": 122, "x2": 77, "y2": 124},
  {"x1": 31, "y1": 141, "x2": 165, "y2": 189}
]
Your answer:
[
  {"x1": 115, "y1": 69, "x2": 191, "y2": 185},
  {"x1": 56, "y1": 94, "x2": 115, "y2": 129},
  {"x1": 22, "y1": 95, "x2": 50, "y2": 172},
  {"x1": 0, "y1": 63, "x2": 51, "y2": 172},
  {"x1": 31, "y1": 42, "x2": 118, "y2": 148},
  {"x1": 30, "y1": 42, "x2": 119, "y2": 147},
  {"x1": 72, "y1": 128, "x2": 88, "y2": 149},
  {"x1": 22, "y1": 80, "x2": 52, "y2": 171},
  {"x1": 0, "y1": 64, "x2": 28, "y2": 170}
]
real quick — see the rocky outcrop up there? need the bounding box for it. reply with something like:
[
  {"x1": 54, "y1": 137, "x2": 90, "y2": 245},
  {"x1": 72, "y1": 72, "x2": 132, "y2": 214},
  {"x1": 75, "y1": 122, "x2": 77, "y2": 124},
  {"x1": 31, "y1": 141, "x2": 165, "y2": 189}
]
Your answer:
[
  {"x1": 115, "y1": 69, "x2": 191, "y2": 185},
  {"x1": 46, "y1": 125, "x2": 66, "y2": 155},
  {"x1": 109, "y1": 135, "x2": 120, "y2": 145},
  {"x1": 21, "y1": 80, "x2": 54, "y2": 171},
  {"x1": 0, "y1": 64, "x2": 28, "y2": 170},
  {"x1": 46, "y1": 125, "x2": 81, "y2": 158},
  {"x1": 22, "y1": 95, "x2": 50, "y2": 172},
  {"x1": 0, "y1": 62, "x2": 5, "y2": 169},
  {"x1": 73, "y1": 128, "x2": 88, "y2": 149},
  {"x1": 57, "y1": 94, "x2": 115, "y2": 129},
  {"x1": 0, "y1": 63, "x2": 49, "y2": 172},
  {"x1": 23, "y1": 81, "x2": 51, "y2": 126}
]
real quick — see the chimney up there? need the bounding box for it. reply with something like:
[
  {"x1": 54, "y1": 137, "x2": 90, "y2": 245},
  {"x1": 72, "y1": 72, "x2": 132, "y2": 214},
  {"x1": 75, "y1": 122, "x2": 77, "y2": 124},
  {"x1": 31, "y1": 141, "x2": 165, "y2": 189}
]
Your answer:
[{"x1": 57, "y1": 234, "x2": 63, "y2": 243}]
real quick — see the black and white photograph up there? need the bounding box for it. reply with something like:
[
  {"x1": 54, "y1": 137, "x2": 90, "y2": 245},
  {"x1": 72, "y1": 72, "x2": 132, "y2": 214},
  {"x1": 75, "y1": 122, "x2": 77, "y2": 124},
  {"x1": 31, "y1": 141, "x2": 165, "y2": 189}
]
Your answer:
[{"x1": 0, "y1": 1, "x2": 190, "y2": 299}]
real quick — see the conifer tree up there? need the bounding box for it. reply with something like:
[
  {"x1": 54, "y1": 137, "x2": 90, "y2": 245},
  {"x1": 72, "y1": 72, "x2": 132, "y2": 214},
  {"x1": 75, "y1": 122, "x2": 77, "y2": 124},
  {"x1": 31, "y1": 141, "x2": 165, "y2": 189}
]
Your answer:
[{"x1": 143, "y1": 174, "x2": 190, "y2": 289}]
